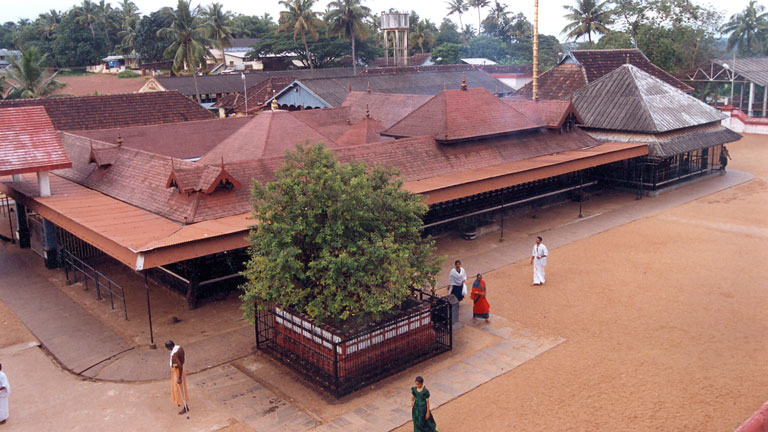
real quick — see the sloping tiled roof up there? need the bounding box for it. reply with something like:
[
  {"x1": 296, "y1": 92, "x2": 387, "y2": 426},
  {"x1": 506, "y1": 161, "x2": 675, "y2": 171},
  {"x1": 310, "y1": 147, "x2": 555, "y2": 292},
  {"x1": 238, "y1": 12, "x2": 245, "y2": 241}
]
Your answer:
[
  {"x1": 369, "y1": 53, "x2": 432, "y2": 67},
  {"x1": 383, "y1": 88, "x2": 543, "y2": 141},
  {"x1": 340, "y1": 91, "x2": 432, "y2": 128},
  {"x1": 568, "y1": 49, "x2": 693, "y2": 92},
  {"x1": 293, "y1": 69, "x2": 514, "y2": 107},
  {"x1": 505, "y1": 99, "x2": 582, "y2": 128},
  {"x1": 74, "y1": 116, "x2": 251, "y2": 160},
  {"x1": 197, "y1": 111, "x2": 339, "y2": 164},
  {"x1": 0, "y1": 91, "x2": 214, "y2": 131},
  {"x1": 515, "y1": 64, "x2": 588, "y2": 100},
  {"x1": 213, "y1": 76, "x2": 295, "y2": 113},
  {"x1": 573, "y1": 64, "x2": 725, "y2": 133},
  {"x1": 0, "y1": 106, "x2": 72, "y2": 176}
]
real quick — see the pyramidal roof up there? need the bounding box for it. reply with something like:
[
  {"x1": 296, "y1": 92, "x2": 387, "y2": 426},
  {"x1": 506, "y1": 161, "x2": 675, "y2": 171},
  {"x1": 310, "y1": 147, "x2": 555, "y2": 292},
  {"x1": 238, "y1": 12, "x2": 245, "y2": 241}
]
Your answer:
[
  {"x1": 573, "y1": 64, "x2": 724, "y2": 133},
  {"x1": 381, "y1": 87, "x2": 543, "y2": 142}
]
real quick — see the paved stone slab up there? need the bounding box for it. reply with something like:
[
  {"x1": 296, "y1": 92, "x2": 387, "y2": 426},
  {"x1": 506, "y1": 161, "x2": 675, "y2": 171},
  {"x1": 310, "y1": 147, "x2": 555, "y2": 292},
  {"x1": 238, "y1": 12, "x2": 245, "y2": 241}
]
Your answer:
[{"x1": 0, "y1": 243, "x2": 131, "y2": 374}]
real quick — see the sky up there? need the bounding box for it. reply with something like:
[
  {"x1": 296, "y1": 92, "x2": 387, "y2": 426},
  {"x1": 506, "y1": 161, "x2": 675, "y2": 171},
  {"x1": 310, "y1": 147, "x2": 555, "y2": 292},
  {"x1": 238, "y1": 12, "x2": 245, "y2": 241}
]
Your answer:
[{"x1": 1, "y1": 0, "x2": 754, "y2": 42}]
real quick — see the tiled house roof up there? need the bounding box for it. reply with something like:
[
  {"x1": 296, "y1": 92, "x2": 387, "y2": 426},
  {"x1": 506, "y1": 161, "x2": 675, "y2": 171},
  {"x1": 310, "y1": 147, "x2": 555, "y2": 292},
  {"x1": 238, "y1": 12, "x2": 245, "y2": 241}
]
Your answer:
[
  {"x1": 0, "y1": 91, "x2": 214, "y2": 131},
  {"x1": 568, "y1": 49, "x2": 693, "y2": 92},
  {"x1": 213, "y1": 76, "x2": 296, "y2": 113},
  {"x1": 505, "y1": 99, "x2": 583, "y2": 128},
  {"x1": 0, "y1": 106, "x2": 72, "y2": 176},
  {"x1": 340, "y1": 92, "x2": 432, "y2": 128},
  {"x1": 382, "y1": 88, "x2": 543, "y2": 141},
  {"x1": 515, "y1": 64, "x2": 588, "y2": 100}
]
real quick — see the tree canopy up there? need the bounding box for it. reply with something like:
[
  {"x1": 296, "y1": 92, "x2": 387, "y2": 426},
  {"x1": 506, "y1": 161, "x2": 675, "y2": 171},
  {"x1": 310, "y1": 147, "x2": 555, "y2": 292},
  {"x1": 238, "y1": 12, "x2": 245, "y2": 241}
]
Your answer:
[{"x1": 241, "y1": 144, "x2": 441, "y2": 326}]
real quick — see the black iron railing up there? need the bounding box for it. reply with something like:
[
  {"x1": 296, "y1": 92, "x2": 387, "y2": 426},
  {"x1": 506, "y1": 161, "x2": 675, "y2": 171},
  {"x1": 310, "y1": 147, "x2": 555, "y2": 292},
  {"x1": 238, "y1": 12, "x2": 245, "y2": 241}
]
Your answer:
[
  {"x1": 61, "y1": 249, "x2": 128, "y2": 320},
  {"x1": 255, "y1": 288, "x2": 452, "y2": 398}
]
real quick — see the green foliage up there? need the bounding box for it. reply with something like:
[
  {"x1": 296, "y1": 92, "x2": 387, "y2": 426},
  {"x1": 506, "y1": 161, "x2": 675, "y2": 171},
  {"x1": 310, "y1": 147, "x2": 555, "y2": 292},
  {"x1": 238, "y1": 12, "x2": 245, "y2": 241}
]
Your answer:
[
  {"x1": 2, "y1": 46, "x2": 66, "y2": 98},
  {"x1": 722, "y1": 0, "x2": 768, "y2": 56},
  {"x1": 156, "y1": 0, "x2": 213, "y2": 75},
  {"x1": 242, "y1": 144, "x2": 441, "y2": 326},
  {"x1": 446, "y1": 0, "x2": 469, "y2": 30},
  {"x1": 231, "y1": 14, "x2": 276, "y2": 38},
  {"x1": 326, "y1": 0, "x2": 371, "y2": 74},
  {"x1": 135, "y1": 10, "x2": 175, "y2": 63},
  {"x1": 436, "y1": 18, "x2": 461, "y2": 46},
  {"x1": 431, "y1": 42, "x2": 462, "y2": 64},
  {"x1": 561, "y1": 0, "x2": 613, "y2": 45},
  {"x1": 277, "y1": 0, "x2": 324, "y2": 74},
  {"x1": 202, "y1": 2, "x2": 234, "y2": 62},
  {"x1": 462, "y1": 35, "x2": 505, "y2": 62},
  {"x1": 594, "y1": 31, "x2": 634, "y2": 49},
  {"x1": 116, "y1": 69, "x2": 141, "y2": 78},
  {"x1": 51, "y1": 13, "x2": 108, "y2": 67}
]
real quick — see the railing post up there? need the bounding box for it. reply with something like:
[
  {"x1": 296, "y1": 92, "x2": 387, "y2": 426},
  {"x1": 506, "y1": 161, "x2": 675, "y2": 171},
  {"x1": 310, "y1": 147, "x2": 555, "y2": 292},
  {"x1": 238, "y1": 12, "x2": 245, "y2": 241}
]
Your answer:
[
  {"x1": 108, "y1": 279, "x2": 114, "y2": 310},
  {"x1": 448, "y1": 299, "x2": 453, "y2": 350},
  {"x1": 121, "y1": 286, "x2": 128, "y2": 320},
  {"x1": 333, "y1": 340, "x2": 340, "y2": 396},
  {"x1": 94, "y1": 269, "x2": 102, "y2": 300}
]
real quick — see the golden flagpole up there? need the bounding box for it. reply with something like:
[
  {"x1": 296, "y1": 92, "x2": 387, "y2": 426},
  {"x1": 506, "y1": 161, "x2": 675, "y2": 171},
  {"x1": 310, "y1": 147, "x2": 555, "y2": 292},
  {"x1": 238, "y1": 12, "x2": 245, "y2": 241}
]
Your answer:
[{"x1": 532, "y1": 0, "x2": 539, "y2": 100}]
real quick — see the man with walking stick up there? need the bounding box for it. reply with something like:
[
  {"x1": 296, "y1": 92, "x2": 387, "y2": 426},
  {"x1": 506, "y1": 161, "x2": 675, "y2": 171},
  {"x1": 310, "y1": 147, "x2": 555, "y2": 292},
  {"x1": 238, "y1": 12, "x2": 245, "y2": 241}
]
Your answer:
[{"x1": 165, "y1": 340, "x2": 189, "y2": 415}]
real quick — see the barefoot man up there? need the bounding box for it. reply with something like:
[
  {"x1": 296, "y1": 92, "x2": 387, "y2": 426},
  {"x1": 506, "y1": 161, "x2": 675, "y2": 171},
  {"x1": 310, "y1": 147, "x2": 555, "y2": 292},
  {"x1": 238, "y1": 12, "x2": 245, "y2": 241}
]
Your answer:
[
  {"x1": 530, "y1": 236, "x2": 548, "y2": 286},
  {"x1": 165, "y1": 340, "x2": 189, "y2": 415}
]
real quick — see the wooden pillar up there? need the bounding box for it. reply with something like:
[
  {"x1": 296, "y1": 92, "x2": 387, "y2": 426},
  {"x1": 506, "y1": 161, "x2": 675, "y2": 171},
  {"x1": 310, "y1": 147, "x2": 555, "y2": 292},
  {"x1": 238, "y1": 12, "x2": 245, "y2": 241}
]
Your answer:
[
  {"x1": 42, "y1": 218, "x2": 58, "y2": 269},
  {"x1": 14, "y1": 202, "x2": 29, "y2": 248},
  {"x1": 748, "y1": 82, "x2": 755, "y2": 117},
  {"x1": 185, "y1": 258, "x2": 201, "y2": 310},
  {"x1": 739, "y1": 83, "x2": 744, "y2": 110},
  {"x1": 762, "y1": 85, "x2": 767, "y2": 117}
]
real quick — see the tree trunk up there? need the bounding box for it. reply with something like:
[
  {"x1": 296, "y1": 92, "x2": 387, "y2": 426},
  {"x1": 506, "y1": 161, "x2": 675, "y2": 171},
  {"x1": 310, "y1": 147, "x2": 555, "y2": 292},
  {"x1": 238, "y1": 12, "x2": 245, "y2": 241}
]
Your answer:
[
  {"x1": 352, "y1": 35, "x2": 357, "y2": 76},
  {"x1": 89, "y1": 24, "x2": 96, "y2": 41},
  {"x1": 478, "y1": 8, "x2": 482, "y2": 35},
  {"x1": 193, "y1": 69, "x2": 201, "y2": 105},
  {"x1": 458, "y1": 13, "x2": 463, "y2": 31},
  {"x1": 302, "y1": 31, "x2": 314, "y2": 77}
]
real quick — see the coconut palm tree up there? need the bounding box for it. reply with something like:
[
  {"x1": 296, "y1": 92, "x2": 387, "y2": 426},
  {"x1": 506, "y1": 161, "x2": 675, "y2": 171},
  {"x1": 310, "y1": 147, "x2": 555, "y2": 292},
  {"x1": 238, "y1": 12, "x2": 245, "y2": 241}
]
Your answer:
[
  {"x1": 468, "y1": 0, "x2": 489, "y2": 35},
  {"x1": 2, "y1": 47, "x2": 66, "y2": 99},
  {"x1": 202, "y1": 3, "x2": 234, "y2": 63},
  {"x1": 277, "y1": 0, "x2": 324, "y2": 75},
  {"x1": 561, "y1": 0, "x2": 612, "y2": 45},
  {"x1": 37, "y1": 10, "x2": 61, "y2": 41},
  {"x1": 409, "y1": 20, "x2": 435, "y2": 53},
  {"x1": 723, "y1": 0, "x2": 768, "y2": 56},
  {"x1": 73, "y1": 0, "x2": 101, "y2": 41},
  {"x1": 446, "y1": 0, "x2": 469, "y2": 30},
  {"x1": 157, "y1": 0, "x2": 212, "y2": 103},
  {"x1": 117, "y1": 0, "x2": 140, "y2": 20},
  {"x1": 326, "y1": 0, "x2": 371, "y2": 75}
]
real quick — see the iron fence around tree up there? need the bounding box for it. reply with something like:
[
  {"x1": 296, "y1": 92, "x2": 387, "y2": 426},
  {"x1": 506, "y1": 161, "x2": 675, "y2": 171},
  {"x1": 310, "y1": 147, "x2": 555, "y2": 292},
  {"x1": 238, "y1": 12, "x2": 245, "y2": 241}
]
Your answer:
[
  {"x1": 255, "y1": 288, "x2": 452, "y2": 398},
  {"x1": 60, "y1": 248, "x2": 128, "y2": 320}
]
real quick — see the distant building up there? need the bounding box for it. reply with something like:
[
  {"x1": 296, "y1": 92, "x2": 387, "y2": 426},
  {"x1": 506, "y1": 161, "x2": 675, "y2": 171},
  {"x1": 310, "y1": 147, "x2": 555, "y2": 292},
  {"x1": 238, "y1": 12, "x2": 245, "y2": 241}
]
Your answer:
[{"x1": 0, "y1": 48, "x2": 20, "y2": 70}]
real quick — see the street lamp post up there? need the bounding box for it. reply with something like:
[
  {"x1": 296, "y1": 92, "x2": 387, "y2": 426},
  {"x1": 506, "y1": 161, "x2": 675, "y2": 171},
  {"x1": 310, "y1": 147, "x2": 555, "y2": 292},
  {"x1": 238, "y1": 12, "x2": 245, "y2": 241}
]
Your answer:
[{"x1": 241, "y1": 72, "x2": 248, "y2": 115}]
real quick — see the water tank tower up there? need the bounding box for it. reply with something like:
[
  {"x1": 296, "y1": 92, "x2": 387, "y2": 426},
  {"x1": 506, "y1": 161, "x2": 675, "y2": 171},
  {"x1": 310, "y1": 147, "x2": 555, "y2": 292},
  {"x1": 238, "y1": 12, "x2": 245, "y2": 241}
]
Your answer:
[{"x1": 381, "y1": 12, "x2": 409, "y2": 67}]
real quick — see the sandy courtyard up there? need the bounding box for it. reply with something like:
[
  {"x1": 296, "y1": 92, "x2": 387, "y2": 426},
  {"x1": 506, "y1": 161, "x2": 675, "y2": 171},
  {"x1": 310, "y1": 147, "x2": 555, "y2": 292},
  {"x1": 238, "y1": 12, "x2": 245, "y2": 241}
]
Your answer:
[{"x1": 394, "y1": 135, "x2": 768, "y2": 431}]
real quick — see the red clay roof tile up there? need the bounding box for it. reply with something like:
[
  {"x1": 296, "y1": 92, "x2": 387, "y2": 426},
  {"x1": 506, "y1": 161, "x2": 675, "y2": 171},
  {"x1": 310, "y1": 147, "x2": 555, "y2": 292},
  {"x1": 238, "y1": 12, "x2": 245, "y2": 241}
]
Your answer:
[{"x1": 0, "y1": 106, "x2": 72, "y2": 176}]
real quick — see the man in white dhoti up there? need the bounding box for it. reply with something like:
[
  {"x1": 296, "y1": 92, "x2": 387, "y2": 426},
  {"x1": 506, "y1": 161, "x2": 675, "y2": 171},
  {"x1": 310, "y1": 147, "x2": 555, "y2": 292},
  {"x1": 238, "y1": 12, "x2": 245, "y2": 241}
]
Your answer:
[
  {"x1": 0, "y1": 363, "x2": 9, "y2": 424},
  {"x1": 530, "y1": 236, "x2": 548, "y2": 286}
]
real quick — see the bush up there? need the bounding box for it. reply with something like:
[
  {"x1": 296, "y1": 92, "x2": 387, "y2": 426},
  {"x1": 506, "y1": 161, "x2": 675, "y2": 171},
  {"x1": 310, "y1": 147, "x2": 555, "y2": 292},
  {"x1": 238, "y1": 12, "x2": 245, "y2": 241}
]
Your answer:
[
  {"x1": 241, "y1": 144, "x2": 442, "y2": 326},
  {"x1": 116, "y1": 69, "x2": 141, "y2": 79}
]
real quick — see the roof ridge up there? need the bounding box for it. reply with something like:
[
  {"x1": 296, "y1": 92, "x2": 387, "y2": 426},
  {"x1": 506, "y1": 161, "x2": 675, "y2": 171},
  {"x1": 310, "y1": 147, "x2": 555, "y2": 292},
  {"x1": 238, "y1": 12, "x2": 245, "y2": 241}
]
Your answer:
[{"x1": 624, "y1": 65, "x2": 658, "y2": 132}]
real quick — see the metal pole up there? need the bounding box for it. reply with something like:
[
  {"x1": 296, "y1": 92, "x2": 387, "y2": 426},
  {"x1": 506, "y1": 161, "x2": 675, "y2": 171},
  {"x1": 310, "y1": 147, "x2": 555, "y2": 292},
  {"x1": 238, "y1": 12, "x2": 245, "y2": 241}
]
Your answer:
[
  {"x1": 5, "y1": 196, "x2": 14, "y2": 244},
  {"x1": 499, "y1": 195, "x2": 505, "y2": 242},
  {"x1": 144, "y1": 272, "x2": 156, "y2": 349},
  {"x1": 532, "y1": 0, "x2": 539, "y2": 100},
  {"x1": 578, "y1": 171, "x2": 584, "y2": 218},
  {"x1": 241, "y1": 72, "x2": 248, "y2": 115},
  {"x1": 730, "y1": 53, "x2": 735, "y2": 103}
]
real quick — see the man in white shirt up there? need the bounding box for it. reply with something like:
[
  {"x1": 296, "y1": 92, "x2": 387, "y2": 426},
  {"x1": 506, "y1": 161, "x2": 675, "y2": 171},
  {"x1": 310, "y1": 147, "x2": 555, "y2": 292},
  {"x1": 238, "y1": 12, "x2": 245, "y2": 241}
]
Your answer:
[
  {"x1": 449, "y1": 260, "x2": 467, "y2": 301},
  {"x1": 0, "y1": 363, "x2": 9, "y2": 424},
  {"x1": 530, "y1": 236, "x2": 548, "y2": 286}
]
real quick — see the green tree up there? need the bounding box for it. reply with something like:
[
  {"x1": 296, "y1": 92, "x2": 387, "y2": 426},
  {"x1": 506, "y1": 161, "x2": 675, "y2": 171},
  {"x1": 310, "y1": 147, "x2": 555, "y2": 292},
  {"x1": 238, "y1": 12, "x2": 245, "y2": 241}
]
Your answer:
[
  {"x1": 326, "y1": 0, "x2": 371, "y2": 75},
  {"x1": 432, "y1": 42, "x2": 462, "y2": 64},
  {"x1": 468, "y1": 0, "x2": 490, "y2": 35},
  {"x1": 51, "y1": 12, "x2": 108, "y2": 66},
  {"x1": 72, "y1": 0, "x2": 101, "y2": 42},
  {"x1": 2, "y1": 47, "x2": 65, "y2": 99},
  {"x1": 722, "y1": 0, "x2": 768, "y2": 56},
  {"x1": 202, "y1": 2, "x2": 233, "y2": 63},
  {"x1": 436, "y1": 18, "x2": 461, "y2": 46},
  {"x1": 409, "y1": 20, "x2": 436, "y2": 53},
  {"x1": 561, "y1": 0, "x2": 612, "y2": 45},
  {"x1": 242, "y1": 144, "x2": 440, "y2": 326},
  {"x1": 231, "y1": 13, "x2": 276, "y2": 38},
  {"x1": 135, "y1": 9, "x2": 174, "y2": 62},
  {"x1": 276, "y1": 0, "x2": 324, "y2": 75},
  {"x1": 157, "y1": 0, "x2": 212, "y2": 102},
  {"x1": 446, "y1": 0, "x2": 469, "y2": 30}
]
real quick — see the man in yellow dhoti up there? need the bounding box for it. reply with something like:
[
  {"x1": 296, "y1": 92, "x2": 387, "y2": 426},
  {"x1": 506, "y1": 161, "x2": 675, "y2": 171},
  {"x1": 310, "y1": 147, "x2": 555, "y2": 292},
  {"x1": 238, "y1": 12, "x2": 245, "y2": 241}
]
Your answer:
[{"x1": 165, "y1": 340, "x2": 189, "y2": 415}]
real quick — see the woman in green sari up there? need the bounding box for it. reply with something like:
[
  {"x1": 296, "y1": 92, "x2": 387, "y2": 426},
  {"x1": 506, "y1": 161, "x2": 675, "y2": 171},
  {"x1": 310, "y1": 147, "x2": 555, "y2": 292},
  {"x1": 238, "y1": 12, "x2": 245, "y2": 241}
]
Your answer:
[{"x1": 411, "y1": 376, "x2": 438, "y2": 432}]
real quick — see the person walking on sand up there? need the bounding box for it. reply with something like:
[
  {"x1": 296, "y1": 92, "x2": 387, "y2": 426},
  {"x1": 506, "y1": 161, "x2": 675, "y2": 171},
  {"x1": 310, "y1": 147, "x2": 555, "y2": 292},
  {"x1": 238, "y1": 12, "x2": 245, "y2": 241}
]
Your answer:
[
  {"x1": 471, "y1": 274, "x2": 490, "y2": 323},
  {"x1": 448, "y1": 260, "x2": 467, "y2": 302},
  {"x1": 720, "y1": 145, "x2": 732, "y2": 174},
  {"x1": 165, "y1": 340, "x2": 189, "y2": 415},
  {"x1": 0, "y1": 363, "x2": 9, "y2": 424},
  {"x1": 411, "y1": 376, "x2": 438, "y2": 432},
  {"x1": 531, "y1": 236, "x2": 548, "y2": 286}
]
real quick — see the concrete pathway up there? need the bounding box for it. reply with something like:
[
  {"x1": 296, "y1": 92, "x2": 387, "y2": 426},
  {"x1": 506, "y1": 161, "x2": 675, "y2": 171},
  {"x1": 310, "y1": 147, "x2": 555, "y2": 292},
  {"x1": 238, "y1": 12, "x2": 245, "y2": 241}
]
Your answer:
[{"x1": 0, "y1": 241, "x2": 257, "y2": 382}]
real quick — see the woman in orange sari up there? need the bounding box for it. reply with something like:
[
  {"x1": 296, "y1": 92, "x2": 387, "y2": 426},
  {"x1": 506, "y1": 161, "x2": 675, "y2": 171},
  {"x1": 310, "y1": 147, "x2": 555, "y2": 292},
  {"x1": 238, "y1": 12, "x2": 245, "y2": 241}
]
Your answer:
[{"x1": 471, "y1": 273, "x2": 490, "y2": 323}]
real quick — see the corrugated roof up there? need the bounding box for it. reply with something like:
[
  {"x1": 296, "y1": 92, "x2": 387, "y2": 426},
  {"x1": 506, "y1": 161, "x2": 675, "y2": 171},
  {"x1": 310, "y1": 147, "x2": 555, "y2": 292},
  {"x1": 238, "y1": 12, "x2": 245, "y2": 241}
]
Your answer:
[
  {"x1": 573, "y1": 64, "x2": 725, "y2": 133},
  {"x1": 293, "y1": 69, "x2": 514, "y2": 107},
  {"x1": 583, "y1": 123, "x2": 742, "y2": 157},
  {"x1": 567, "y1": 49, "x2": 693, "y2": 92},
  {"x1": 0, "y1": 106, "x2": 72, "y2": 176},
  {"x1": 0, "y1": 91, "x2": 214, "y2": 131},
  {"x1": 713, "y1": 57, "x2": 768, "y2": 87},
  {"x1": 382, "y1": 88, "x2": 542, "y2": 141}
]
